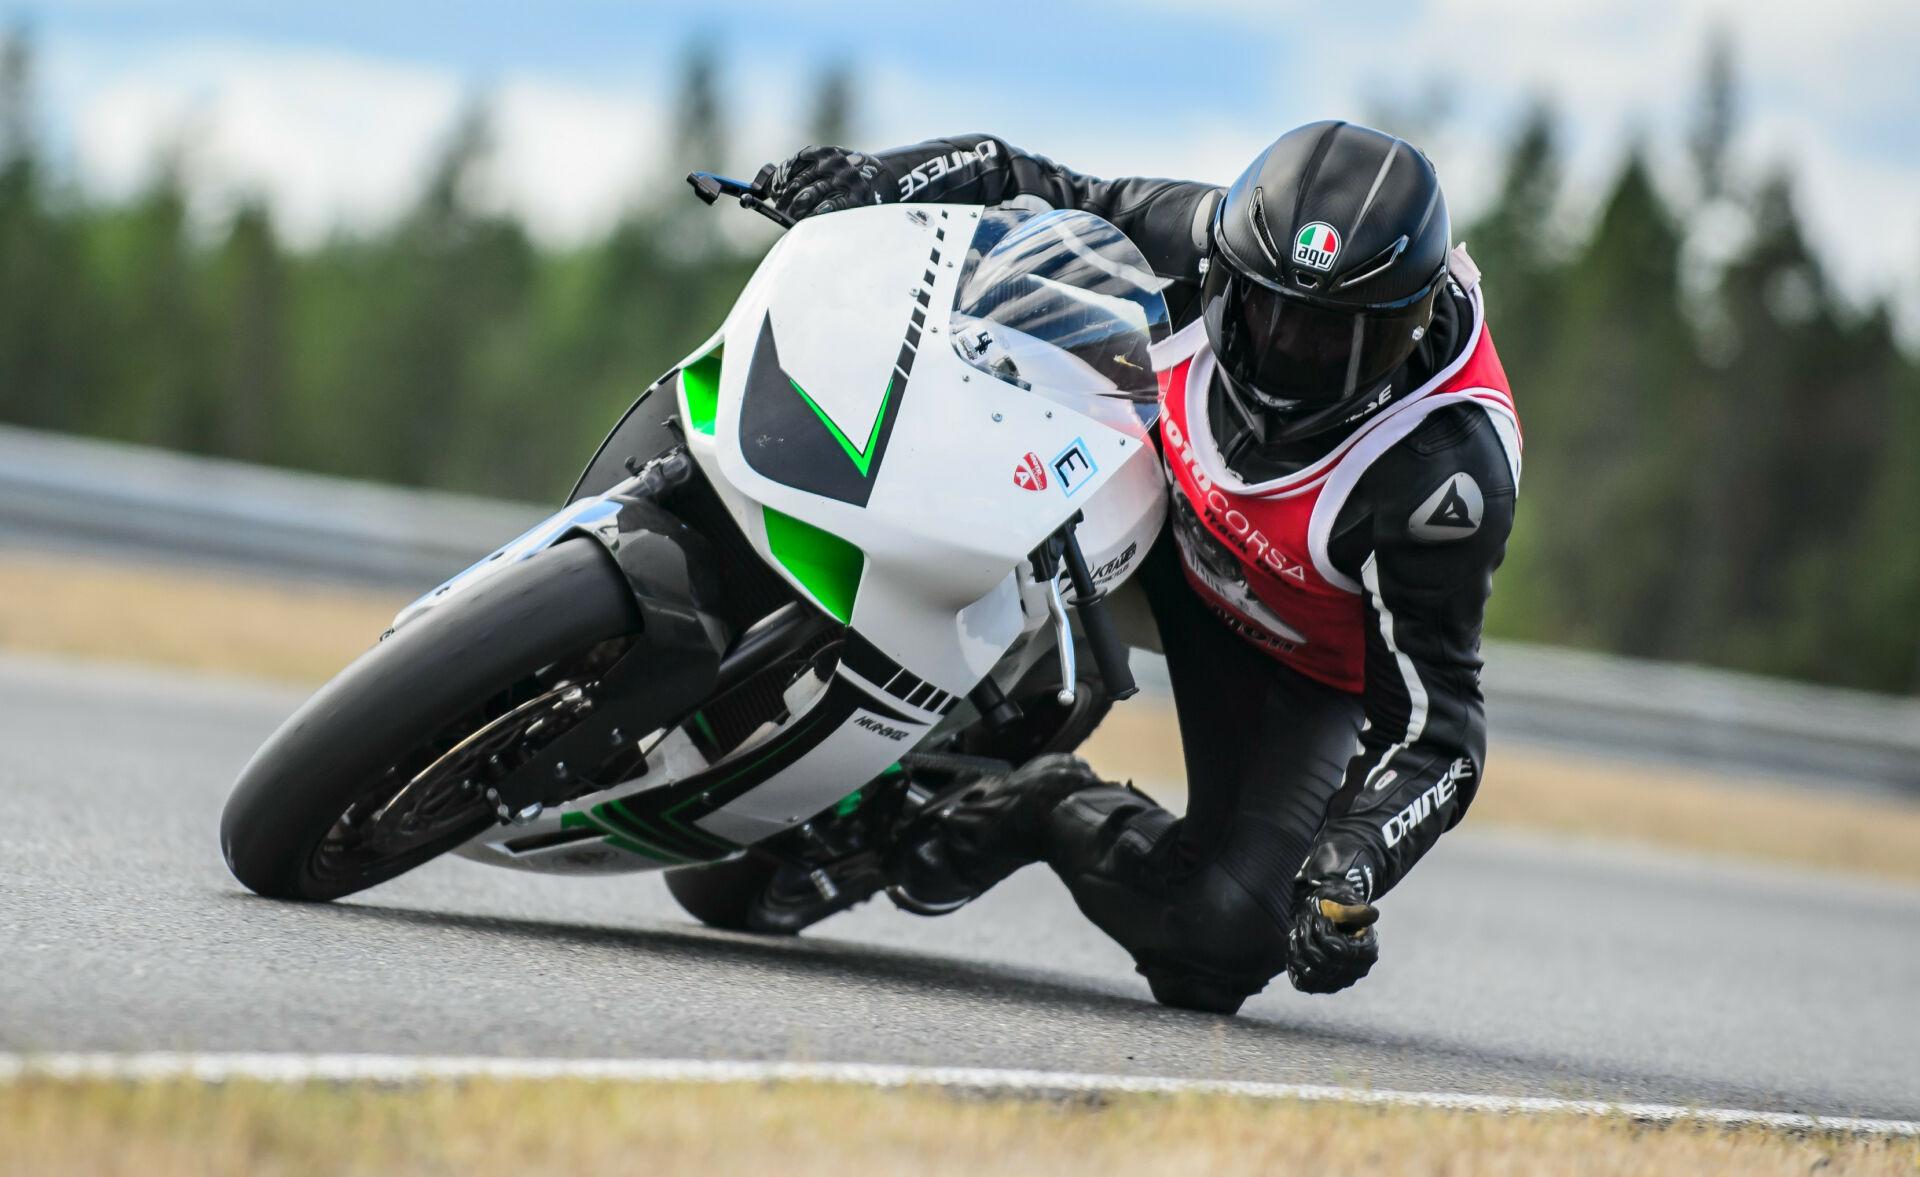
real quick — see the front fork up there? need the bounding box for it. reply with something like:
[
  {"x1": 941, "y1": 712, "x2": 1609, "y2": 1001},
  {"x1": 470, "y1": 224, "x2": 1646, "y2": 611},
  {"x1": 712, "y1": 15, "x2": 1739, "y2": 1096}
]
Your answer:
[{"x1": 397, "y1": 447, "x2": 839, "y2": 826}]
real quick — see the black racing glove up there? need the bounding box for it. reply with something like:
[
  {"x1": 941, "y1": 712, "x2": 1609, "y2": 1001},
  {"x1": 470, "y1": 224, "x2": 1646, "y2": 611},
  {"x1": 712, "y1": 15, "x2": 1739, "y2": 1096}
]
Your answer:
[
  {"x1": 1287, "y1": 880, "x2": 1381, "y2": 995},
  {"x1": 755, "y1": 146, "x2": 891, "y2": 221}
]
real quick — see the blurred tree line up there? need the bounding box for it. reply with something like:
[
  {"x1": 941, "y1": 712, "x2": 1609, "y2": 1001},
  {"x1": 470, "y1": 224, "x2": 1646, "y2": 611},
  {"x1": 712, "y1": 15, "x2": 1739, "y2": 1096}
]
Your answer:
[
  {"x1": 0, "y1": 33, "x2": 1915, "y2": 693},
  {"x1": 1462, "y1": 37, "x2": 1920, "y2": 694}
]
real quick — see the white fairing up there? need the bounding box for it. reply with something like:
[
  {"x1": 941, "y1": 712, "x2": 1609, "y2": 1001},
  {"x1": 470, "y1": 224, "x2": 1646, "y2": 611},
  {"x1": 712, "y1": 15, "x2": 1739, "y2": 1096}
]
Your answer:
[
  {"x1": 703, "y1": 205, "x2": 1161, "y2": 679},
  {"x1": 456, "y1": 203, "x2": 1166, "y2": 873}
]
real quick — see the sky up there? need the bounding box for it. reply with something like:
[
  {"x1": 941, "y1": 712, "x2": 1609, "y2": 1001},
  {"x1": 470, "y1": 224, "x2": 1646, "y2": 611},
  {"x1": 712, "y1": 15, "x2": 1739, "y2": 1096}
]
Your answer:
[{"x1": 9, "y1": 0, "x2": 1920, "y2": 319}]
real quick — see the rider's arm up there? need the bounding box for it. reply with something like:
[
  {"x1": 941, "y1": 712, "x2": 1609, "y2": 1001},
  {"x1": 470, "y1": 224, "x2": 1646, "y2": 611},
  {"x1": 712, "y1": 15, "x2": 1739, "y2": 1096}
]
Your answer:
[
  {"x1": 872, "y1": 135, "x2": 1221, "y2": 325},
  {"x1": 1301, "y1": 405, "x2": 1518, "y2": 901}
]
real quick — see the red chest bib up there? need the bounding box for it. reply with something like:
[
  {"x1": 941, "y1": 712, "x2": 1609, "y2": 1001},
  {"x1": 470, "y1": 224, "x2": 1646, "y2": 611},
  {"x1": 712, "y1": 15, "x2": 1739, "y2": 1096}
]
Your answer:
[{"x1": 1152, "y1": 269, "x2": 1520, "y2": 692}]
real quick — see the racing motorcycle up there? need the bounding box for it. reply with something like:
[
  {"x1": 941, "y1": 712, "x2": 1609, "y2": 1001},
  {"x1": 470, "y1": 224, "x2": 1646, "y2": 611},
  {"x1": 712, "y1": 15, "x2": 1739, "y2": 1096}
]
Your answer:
[{"x1": 220, "y1": 175, "x2": 1170, "y2": 934}]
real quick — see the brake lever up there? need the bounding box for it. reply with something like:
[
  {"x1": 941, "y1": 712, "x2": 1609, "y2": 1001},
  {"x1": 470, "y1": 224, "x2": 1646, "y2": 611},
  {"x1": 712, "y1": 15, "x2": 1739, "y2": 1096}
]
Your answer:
[{"x1": 685, "y1": 172, "x2": 796, "y2": 229}]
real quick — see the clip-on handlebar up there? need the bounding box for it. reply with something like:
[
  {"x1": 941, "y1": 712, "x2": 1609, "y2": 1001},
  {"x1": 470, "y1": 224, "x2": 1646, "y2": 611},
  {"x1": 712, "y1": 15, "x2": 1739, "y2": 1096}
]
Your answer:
[{"x1": 686, "y1": 171, "x2": 797, "y2": 229}]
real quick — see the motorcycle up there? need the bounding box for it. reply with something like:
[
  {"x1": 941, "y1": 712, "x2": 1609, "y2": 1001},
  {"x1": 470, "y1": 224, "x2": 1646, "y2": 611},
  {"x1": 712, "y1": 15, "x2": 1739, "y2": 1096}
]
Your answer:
[{"x1": 220, "y1": 174, "x2": 1170, "y2": 935}]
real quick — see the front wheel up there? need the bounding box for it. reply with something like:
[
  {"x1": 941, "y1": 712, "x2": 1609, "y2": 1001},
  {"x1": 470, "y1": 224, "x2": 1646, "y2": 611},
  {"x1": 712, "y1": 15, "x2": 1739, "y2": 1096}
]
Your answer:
[{"x1": 220, "y1": 539, "x2": 648, "y2": 902}]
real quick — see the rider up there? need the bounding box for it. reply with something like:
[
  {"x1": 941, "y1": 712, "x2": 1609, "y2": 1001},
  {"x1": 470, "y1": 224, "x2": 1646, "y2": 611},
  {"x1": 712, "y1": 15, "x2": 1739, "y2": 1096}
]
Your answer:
[{"x1": 756, "y1": 123, "x2": 1520, "y2": 1015}]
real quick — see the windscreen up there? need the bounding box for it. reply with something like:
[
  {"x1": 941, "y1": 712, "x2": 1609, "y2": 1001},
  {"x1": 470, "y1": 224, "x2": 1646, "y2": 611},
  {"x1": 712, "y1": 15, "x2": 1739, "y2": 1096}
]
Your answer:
[{"x1": 950, "y1": 207, "x2": 1171, "y2": 435}]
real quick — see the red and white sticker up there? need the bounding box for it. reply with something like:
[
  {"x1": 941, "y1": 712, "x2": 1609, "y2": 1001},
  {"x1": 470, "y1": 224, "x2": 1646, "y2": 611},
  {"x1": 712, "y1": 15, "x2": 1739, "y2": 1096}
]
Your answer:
[{"x1": 1013, "y1": 452, "x2": 1048, "y2": 491}]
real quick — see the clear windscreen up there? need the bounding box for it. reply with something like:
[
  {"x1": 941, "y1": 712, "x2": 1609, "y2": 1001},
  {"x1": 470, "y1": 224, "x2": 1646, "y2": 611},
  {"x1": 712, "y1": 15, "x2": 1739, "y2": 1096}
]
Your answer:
[{"x1": 950, "y1": 207, "x2": 1171, "y2": 436}]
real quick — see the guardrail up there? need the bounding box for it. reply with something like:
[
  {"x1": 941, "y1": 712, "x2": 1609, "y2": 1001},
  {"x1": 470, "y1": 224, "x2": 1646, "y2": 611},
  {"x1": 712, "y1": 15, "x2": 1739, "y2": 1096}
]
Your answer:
[
  {"x1": 2, "y1": 423, "x2": 1915, "y2": 795},
  {"x1": 0, "y1": 424, "x2": 548, "y2": 586}
]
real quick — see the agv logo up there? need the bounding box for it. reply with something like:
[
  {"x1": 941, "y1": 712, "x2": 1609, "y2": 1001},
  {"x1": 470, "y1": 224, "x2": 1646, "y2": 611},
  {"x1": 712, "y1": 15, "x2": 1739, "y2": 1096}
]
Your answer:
[{"x1": 1293, "y1": 222, "x2": 1341, "y2": 272}]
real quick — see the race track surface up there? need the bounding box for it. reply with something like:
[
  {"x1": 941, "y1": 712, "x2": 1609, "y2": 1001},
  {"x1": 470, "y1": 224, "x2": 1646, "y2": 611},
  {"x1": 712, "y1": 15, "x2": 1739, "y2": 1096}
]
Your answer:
[{"x1": 2, "y1": 654, "x2": 1915, "y2": 1119}]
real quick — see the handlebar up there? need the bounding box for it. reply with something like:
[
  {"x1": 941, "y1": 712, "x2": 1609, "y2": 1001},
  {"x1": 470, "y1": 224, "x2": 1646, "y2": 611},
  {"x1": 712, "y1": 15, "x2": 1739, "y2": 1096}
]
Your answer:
[{"x1": 686, "y1": 171, "x2": 796, "y2": 229}]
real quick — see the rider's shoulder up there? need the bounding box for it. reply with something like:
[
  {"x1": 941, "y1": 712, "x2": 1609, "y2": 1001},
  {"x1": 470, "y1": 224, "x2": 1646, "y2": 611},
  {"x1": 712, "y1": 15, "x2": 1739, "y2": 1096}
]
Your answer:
[
  {"x1": 1359, "y1": 404, "x2": 1516, "y2": 548},
  {"x1": 1379, "y1": 405, "x2": 1513, "y2": 494}
]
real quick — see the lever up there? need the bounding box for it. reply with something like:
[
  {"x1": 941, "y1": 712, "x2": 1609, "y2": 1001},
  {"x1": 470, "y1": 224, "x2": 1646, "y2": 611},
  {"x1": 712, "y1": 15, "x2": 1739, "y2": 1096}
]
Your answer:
[
  {"x1": 1057, "y1": 514, "x2": 1139, "y2": 701},
  {"x1": 685, "y1": 171, "x2": 797, "y2": 229},
  {"x1": 1043, "y1": 570, "x2": 1078, "y2": 707}
]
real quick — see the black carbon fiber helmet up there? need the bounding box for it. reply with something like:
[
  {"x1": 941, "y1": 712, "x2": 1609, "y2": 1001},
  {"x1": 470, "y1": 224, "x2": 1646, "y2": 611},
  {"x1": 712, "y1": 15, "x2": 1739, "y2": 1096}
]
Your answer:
[{"x1": 1204, "y1": 121, "x2": 1451, "y2": 441}]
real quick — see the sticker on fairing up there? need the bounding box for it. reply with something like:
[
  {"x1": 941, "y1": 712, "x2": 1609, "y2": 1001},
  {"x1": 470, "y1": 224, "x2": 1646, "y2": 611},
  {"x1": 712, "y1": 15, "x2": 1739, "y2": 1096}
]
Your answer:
[
  {"x1": 1052, "y1": 438, "x2": 1098, "y2": 498},
  {"x1": 1014, "y1": 451, "x2": 1048, "y2": 491}
]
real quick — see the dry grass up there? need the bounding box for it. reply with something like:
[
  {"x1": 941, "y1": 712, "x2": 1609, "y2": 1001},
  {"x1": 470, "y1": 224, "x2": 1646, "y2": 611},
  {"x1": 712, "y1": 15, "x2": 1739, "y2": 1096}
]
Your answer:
[
  {"x1": 5, "y1": 548, "x2": 1919, "y2": 882},
  {"x1": 3, "y1": 1078, "x2": 1915, "y2": 1177},
  {"x1": 1081, "y1": 695, "x2": 1920, "y2": 884},
  {"x1": 1470, "y1": 746, "x2": 1920, "y2": 882},
  {"x1": 0, "y1": 551, "x2": 402, "y2": 684}
]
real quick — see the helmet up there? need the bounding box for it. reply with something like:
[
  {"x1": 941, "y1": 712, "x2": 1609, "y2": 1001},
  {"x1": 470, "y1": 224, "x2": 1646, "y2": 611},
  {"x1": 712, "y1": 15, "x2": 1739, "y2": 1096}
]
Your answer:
[{"x1": 1203, "y1": 121, "x2": 1451, "y2": 442}]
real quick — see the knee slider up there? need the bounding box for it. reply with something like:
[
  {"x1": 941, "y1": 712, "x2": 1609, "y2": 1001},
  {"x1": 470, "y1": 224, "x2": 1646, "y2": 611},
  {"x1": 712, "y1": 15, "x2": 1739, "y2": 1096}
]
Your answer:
[{"x1": 1157, "y1": 865, "x2": 1291, "y2": 991}]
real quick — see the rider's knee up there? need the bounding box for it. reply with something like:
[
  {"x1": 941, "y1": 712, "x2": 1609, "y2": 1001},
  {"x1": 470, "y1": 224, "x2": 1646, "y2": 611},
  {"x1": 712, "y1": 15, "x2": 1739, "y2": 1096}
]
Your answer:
[
  {"x1": 1163, "y1": 864, "x2": 1292, "y2": 986},
  {"x1": 1047, "y1": 791, "x2": 1291, "y2": 1010},
  {"x1": 1126, "y1": 869, "x2": 1291, "y2": 1014}
]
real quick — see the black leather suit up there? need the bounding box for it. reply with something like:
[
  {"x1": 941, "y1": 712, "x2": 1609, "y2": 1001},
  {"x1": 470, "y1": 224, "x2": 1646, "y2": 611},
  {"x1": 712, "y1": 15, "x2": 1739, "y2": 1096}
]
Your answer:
[{"x1": 872, "y1": 135, "x2": 1519, "y2": 1007}]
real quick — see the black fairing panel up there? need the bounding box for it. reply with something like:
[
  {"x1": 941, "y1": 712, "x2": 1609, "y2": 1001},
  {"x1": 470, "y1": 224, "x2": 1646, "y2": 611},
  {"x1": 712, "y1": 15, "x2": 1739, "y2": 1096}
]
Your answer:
[
  {"x1": 569, "y1": 369, "x2": 798, "y2": 638},
  {"x1": 569, "y1": 373, "x2": 686, "y2": 503},
  {"x1": 611, "y1": 498, "x2": 725, "y2": 623}
]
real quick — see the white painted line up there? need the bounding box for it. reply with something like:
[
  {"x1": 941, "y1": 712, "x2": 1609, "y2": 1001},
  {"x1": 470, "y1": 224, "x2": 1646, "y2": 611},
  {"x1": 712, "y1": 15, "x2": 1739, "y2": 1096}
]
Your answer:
[{"x1": 1, "y1": 1053, "x2": 1914, "y2": 1137}]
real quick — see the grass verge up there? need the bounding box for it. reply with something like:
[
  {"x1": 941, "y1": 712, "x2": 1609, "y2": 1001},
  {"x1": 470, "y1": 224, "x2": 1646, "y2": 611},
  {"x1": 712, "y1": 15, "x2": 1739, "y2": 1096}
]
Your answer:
[
  {"x1": 5, "y1": 548, "x2": 1918, "y2": 883},
  {"x1": 1080, "y1": 696, "x2": 1920, "y2": 884},
  {"x1": 0, "y1": 551, "x2": 398, "y2": 684},
  {"x1": 3, "y1": 1078, "x2": 1915, "y2": 1177}
]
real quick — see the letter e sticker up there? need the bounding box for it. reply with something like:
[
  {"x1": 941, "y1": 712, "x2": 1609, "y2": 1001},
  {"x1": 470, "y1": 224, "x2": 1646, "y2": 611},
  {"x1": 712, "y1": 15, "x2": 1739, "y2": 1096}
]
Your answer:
[{"x1": 1052, "y1": 438, "x2": 1098, "y2": 498}]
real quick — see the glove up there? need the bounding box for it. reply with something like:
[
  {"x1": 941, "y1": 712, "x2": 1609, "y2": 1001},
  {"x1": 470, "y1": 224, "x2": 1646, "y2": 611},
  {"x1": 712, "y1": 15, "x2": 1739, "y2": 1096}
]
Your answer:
[
  {"x1": 1286, "y1": 880, "x2": 1380, "y2": 995},
  {"x1": 755, "y1": 146, "x2": 890, "y2": 221}
]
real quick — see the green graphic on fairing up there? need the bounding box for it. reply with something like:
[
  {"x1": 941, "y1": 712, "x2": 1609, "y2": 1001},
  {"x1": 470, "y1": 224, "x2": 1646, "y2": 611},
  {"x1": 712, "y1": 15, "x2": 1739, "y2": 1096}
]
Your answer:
[
  {"x1": 789, "y1": 374, "x2": 894, "y2": 477},
  {"x1": 681, "y1": 345, "x2": 723, "y2": 435},
  {"x1": 739, "y1": 314, "x2": 915, "y2": 508},
  {"x1": 763, "y1": 506, "x2": 864, "y2": 623},
  {"x1": 560, "y1": 810, "x2": 691, "y2": 864}
]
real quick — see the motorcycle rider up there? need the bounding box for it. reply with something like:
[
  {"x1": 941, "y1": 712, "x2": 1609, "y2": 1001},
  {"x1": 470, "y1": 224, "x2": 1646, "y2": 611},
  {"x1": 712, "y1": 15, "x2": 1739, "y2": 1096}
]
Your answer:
[{"x1": 755, "y1": 123, "x2": 1520, "y2": 1015}]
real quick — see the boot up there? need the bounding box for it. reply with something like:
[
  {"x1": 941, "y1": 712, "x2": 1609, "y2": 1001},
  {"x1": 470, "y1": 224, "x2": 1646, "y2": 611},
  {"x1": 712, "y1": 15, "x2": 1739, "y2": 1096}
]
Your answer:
[{"x1": 890, "y1": 753, "x2": 1104, "y2": 910}]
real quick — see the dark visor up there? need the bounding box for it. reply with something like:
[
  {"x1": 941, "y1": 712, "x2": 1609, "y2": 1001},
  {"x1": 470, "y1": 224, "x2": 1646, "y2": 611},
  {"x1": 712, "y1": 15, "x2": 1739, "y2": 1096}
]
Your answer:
[{"x1": 1201, "y1": 256, "x2": 1437, "y2": 411}]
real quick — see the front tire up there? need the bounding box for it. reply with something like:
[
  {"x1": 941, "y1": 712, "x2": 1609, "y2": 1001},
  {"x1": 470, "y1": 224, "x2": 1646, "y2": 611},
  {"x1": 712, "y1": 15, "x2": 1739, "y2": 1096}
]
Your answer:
[{"x1": 220, "y1": 539, "x2": 645, "y2": 902}]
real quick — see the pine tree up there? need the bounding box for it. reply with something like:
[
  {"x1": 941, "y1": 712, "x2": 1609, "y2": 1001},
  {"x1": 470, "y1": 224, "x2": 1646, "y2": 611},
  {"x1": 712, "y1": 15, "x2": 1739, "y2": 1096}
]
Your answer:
[
  {"x1": 209, "y1": 202, "x2": 286, "y2": 463},
  {"x1": 1692, "y1": 174, "x2": 1897, "y2": 684},
  {"x1": 0, "y1": 29, "x2": 98, "y2": 434},
  {"x1": 1688, "y1": 28, "x2": 1739, "y2": 203},
  {"x1": 1528, "y1": 150, "x2": 1698, "y2": 657}
]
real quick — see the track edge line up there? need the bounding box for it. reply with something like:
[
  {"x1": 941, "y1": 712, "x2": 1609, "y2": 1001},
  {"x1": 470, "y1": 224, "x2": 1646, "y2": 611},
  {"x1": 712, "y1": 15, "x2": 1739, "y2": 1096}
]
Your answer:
[{"x1": 1, "y1": 1052, "x2": 1912, "y2": 1137}]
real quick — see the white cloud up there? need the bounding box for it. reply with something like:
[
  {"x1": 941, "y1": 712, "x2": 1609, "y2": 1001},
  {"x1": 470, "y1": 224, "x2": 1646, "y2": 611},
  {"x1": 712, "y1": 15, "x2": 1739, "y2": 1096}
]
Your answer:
[
  {"x1": 29, "y1": 5, "x2": 1920, "y2": 327},
  {"x1": 1167, "y1": 0, "x2": 1920, "y2": 314},
  {"x1": 45, "y1": 39, "x2": 682, "y2": 247},
  {"x1": 61, "y1": 41, "x2": 466, "y2": 242},
  {"x1": 483, "y1": 76, "x2": 665, "y2": 244}
]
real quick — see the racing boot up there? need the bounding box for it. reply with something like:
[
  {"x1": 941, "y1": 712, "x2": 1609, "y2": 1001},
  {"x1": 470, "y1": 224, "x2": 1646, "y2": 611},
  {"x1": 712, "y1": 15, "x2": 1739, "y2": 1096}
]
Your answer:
[{"x1": 890, "y1": 753, "x2": 1104, "y2": 911}]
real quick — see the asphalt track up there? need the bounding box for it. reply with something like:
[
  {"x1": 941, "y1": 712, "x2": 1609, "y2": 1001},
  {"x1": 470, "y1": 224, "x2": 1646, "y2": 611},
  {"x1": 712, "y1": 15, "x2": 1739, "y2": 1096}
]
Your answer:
[{"x1": 2, "y1": 654, "x2": 1916, "y2": 1120}]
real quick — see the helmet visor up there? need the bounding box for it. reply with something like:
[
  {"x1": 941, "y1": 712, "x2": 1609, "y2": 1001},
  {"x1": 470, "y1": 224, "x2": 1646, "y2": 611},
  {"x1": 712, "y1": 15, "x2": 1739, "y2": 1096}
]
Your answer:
[{"x1": 1201, "y1": 255, "x2": 1436, "y2": 412}]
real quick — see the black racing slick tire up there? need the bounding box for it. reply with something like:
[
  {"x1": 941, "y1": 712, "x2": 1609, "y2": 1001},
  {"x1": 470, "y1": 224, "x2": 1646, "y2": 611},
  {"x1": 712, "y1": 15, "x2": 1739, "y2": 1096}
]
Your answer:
[
  {"x1": 220, "y1": 539, "x2": 645, "y2": 902},
  {"x1": 664, "y1": 854, "x2": 781, "y2": 932}
]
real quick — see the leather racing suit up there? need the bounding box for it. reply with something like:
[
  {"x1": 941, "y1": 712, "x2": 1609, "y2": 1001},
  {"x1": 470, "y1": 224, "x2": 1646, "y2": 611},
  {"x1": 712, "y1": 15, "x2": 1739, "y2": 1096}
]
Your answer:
[{"x1": 863, "y1": 135, "x2": 1521, "y2": 1009}]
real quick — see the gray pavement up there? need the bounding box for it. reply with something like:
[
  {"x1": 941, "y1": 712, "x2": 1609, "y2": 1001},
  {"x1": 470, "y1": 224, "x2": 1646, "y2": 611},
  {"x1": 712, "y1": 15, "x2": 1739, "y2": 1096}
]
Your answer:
[{"x1": 1, "y1": 653, "x2": 1915, "y2": 1119}]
